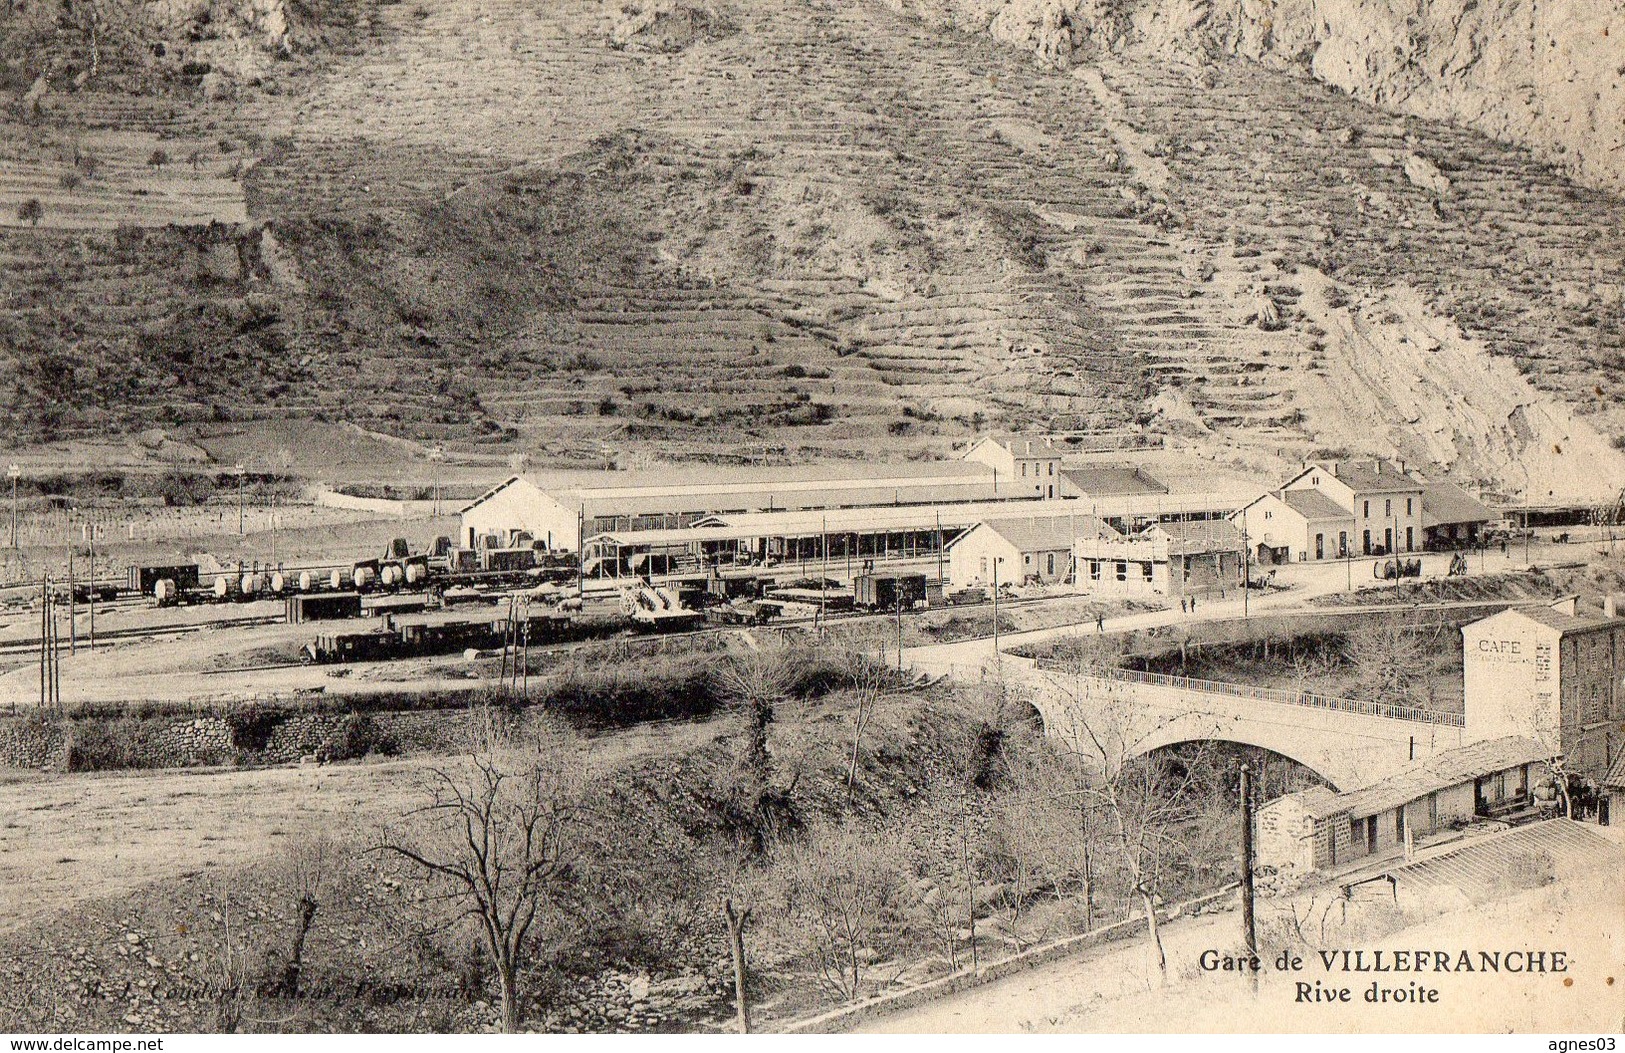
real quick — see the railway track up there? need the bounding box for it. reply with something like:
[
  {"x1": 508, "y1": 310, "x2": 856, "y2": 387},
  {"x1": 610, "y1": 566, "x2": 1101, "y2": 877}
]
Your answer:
[{"x1": 0, "y1": 614, "x2": 283, "y2": 659}]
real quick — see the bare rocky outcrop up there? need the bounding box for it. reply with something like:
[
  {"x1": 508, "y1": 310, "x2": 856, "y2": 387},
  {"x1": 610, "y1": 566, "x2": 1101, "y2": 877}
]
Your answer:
[
  {"x1": 889, "y1": 0, "x2": 1625, "y2": 196},
  {"x1": 607, "y1": 2, "x2": 737, "y2": 53}
]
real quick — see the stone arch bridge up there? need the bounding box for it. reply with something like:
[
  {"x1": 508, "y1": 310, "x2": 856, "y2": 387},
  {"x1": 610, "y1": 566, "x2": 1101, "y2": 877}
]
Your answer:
[{"x1": 919, "y1": 657, "x2": 1465, "y2": 790}]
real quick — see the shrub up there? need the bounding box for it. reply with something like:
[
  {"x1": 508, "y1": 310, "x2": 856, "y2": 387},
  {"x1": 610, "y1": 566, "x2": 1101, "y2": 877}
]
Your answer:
[
  {"x1": 65, "y1": 716, "x2": 166, "y2": 772},
  {"x1": 317, "y1": 712, "x2": 397, "y2": 762},
  {"x1": 226, "y1": 704, "x2": 284, "y2": 752},
  {"x1": 540, "y1": 654, "x2": 720, "y2": 725}
]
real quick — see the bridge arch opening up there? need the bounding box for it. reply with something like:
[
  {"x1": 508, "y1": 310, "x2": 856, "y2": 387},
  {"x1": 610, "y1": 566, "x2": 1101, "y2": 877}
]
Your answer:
[{"x1": 1143, "y1": 740, "x2": 1336, "y2": 797}]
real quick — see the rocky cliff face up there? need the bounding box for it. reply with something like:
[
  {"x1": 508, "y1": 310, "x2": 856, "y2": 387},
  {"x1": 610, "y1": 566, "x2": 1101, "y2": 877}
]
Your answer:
[
  {"x1": 889, "y1": 0, "x2": 1625, "y2": 196},
  {"x1": 1, "y1": 0, "x2": 372, "y2": 92}
]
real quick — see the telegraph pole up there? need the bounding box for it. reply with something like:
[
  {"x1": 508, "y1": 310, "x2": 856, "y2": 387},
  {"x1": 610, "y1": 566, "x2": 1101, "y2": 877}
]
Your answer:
[
  {"x1": 8, "y1": 463, "x2": 18, "y2": 549},
  {"x1": 935, "y1": 511, "x2": 944, "y2": 590},
  {"x1": 991, "y1": 556, "x2": 1001, "y2": 675},
  {"x1": 1241, "y1": 511, "x2": 1250, "y2": 618},
  {"x1": 66, "y1": 525, "x2": 75, "y2": 654},
  {"x1": 235, "y1": 463, "x2": 246, "y2": 535},
  {"x1": 38, "y1": 576, "x2": 46, "y2": 710},
  {"x1": 1239, "y1": 763, "x2": 1257, "y2": 961},
  {"x1": 820, "y1": 514, "x2": 828, "y2": 632},
  {"x1": 87, "y1": 502, "x2": 95, "y2": 652}
]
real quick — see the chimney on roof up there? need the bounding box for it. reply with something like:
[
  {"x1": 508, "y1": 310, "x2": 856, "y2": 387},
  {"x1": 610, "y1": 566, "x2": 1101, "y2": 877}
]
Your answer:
[
  {"x1": 1606, "y1": 593, "x2": 1623, "y2": 620},
  {"x1": 1549, "y1": 594, "x2": 1579, "y2": 617}
]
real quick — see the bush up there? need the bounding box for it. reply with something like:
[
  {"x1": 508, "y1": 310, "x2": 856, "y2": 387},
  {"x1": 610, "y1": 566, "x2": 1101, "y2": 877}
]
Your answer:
[
  {"x1": 317, "y1": 712, "x2": 397, "y2": 762},
  {"x1": 65, "y1": 716, "x2": 167, "y2": 772},
  {"x1": 540, "y1": 654, "x2": 720, "y2": 725},
  {"x1": 226, "y1": 704, "x2": 284, "y2": 752}
]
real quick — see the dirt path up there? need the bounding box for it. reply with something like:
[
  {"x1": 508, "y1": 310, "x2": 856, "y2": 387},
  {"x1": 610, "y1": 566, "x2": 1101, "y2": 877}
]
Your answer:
[{"x1": 0, "y1": 716, "x2": 723, "y2": 935}]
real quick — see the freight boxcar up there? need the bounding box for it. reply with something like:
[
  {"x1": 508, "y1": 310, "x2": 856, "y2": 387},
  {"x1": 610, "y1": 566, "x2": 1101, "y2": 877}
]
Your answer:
[
  {"x1": 129, "y1": 563, "x2": 200, "y2": 596},
  {"x1": 286, "y1": 592, "x2": 363, "y2": 623},
  {"x1": 854, "y1": 571, "x2": 927, "y2": 611},
  {"x1": 480, "y1": 547, "x2": 538, "y2": 573},
  {"x1": 301, "y1": 629, "x2": 399, "y2": 664}
]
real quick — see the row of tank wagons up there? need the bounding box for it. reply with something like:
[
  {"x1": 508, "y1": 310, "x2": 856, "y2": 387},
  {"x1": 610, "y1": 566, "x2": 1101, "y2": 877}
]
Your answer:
[
  {"x1": 141, "y1": 561, "x2": 431, "y2": 606},
  {"x1": 133, "y1": 540, "x2": 581, "y2": 607}
]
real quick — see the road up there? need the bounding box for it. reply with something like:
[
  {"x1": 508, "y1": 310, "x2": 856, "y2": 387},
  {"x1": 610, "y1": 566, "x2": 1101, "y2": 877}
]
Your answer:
[
  {"x1": 905, "y1": 548, "x2": 1537, "y2": 679},
  {"x1": 855, "y1": 824, "x2": 1624, "y2": 1034}
]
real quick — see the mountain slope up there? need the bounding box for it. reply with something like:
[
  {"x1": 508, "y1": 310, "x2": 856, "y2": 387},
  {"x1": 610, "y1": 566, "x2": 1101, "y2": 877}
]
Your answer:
[{"x1": 0, "y1": 0, "x2": 1621, "y2": 499}]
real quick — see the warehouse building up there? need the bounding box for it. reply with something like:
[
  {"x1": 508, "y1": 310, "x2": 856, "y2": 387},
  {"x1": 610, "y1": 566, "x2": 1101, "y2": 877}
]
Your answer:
[
  {"x1": 945, "y1": 513, "x2": 1119, "y2": 589},
  {"x1": 1256, "y1": 736, "x2": 1554, "y2": 876},
  {"x1": 1419, "y1": 477, "x2": 1496, "y2": 549},
  {"x1": 460, "y1": 462, "x2": 1034, "y2": 553}
]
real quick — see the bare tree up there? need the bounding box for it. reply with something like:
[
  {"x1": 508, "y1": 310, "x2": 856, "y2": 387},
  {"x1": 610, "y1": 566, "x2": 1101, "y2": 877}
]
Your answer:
[
  {"x1": 263, "y1": 837, "x2": 335, "y2": 999},
  {"x1": 718, "y1": 640, "x2": 797, "y2": 784},
  {"x1": 1287, "y1": 645, "x2": 1341, "y2": 699},
  {"x1": 773, "y1": 822, "x2": 906, "y2": 1003},
  {"x1": 377, "y1": 718, "x2": 586, "y2": 1032},
  {"x1": 1344, "y1": 615, "x2": 1433, "y2": 705},
  {"x1": 17, "y1": 198, "x2": 43, "y2": 227},
  {"x1": 844, "y1": 651, "x2": 891, "y2": 799},
  {"x1": 202, "y1": 891, "x2": 249, "y2": 1033},
  {"x1": 717, "y1": 641, "x2": 801, "y2": 849},
  {"x1": 1039, "y1": 657, "x2": 1232, "y2": 976},
  {"x1": 992, "y1": 742, "x2": 1102, "y2": 936}
]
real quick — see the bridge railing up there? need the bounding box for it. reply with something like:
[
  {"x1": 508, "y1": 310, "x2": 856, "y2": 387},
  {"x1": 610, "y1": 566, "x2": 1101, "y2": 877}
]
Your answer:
[{"x1": 1029, "y1": 661, "x2": 1465, "y2": 727}]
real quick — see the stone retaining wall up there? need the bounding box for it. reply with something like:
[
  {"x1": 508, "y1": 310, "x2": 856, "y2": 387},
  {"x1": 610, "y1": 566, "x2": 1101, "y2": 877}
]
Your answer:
[
  {"x1": 0, "y1": 716, "x2": 69, "y2": 769},
  {"x1": 153, "y1": 718, "x2": 235, "y2": 766},
  {"x1": 0, "y1": 704, "x2": 491, "y2": 772}
]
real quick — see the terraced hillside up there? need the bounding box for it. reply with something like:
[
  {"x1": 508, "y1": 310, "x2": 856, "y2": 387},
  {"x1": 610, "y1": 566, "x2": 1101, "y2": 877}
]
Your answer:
[{"x1": 2, "y1": 0, "x2": 1622, "y2": 497}]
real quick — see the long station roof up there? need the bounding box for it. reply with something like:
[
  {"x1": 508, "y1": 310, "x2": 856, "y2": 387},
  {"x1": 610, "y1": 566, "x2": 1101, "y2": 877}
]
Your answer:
[
  {"x1": 466, "y1": 463, "x2": 1037, "y2": 519},
  {"x1": 586, "y1": 490, "x2": 1246, "y2": 549}
]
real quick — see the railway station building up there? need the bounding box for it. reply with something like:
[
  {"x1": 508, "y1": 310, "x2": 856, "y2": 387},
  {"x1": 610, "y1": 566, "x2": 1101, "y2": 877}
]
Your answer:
[
  {"x1": 461, "y1": 449, "x2": 1253, "y2": 585},
  {"x1": 1233, "y1": 459, "x2": 1488, "y2": 563},
  {"x1": 962, "y1": 435, "x2": 1064, "y2": 500}
]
